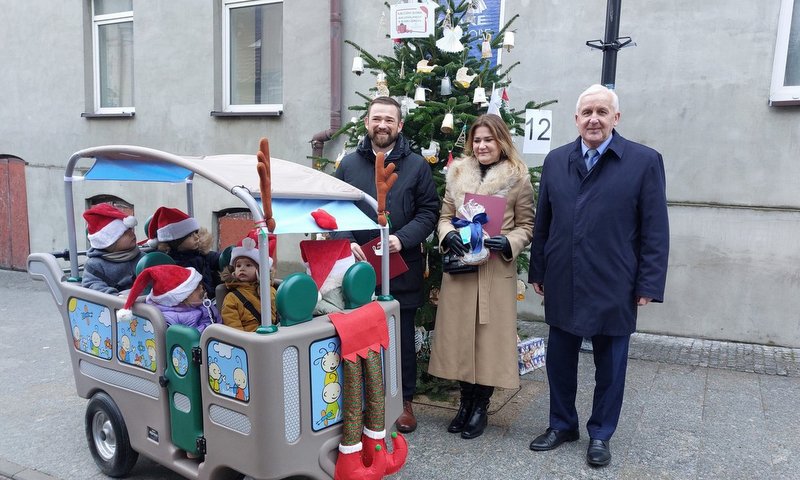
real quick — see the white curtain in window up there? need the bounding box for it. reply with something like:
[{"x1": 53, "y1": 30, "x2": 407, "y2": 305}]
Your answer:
[
  {"x1": 230, "y1": 2, "x2": 283, "y2": 105},
  {"x1": 99, "y1": 22, "x2": 134, "y2": 108}
]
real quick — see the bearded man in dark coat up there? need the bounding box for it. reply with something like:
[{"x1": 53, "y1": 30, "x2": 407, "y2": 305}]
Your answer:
[
  {"x1": 528, "y1": 85, "x2": 669, "y2": 467},
  {"x1": 334, "y1": 96, "x2": 439, "y2": 433}
]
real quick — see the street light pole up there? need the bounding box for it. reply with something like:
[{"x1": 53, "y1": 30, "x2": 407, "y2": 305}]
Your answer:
[{"x1": 586, "y1": 0, "x2": 634, "y2": 90}]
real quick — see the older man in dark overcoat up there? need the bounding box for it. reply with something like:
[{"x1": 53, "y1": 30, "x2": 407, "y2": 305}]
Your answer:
[{"x1": 528, "y1": 84, "x2": 669, "y2": 467}]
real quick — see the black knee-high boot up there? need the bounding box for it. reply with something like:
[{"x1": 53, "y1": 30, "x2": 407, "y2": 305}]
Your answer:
[
  {"x1": 447, "y1": 382, "x2": 476, "y2": 433},
  {"x1": 461, "y1": 384, "x2": 494, "y2": 439}
]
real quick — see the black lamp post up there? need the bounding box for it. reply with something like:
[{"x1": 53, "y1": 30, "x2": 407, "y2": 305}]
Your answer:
[{"x1": 586, "y1": 0, "x2": 634, "y2": 90}]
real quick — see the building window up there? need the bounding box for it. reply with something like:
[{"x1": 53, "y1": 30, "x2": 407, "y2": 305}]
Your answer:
[
  {"x1": 770, "y1": 0, "x2": 800, "y2": 105},
  {"x1": 92, "y1": 0, "x2": 134, "y2": 113},
  {"x1": 222, "y1": 0, "x2": 283, "y2": 113}
]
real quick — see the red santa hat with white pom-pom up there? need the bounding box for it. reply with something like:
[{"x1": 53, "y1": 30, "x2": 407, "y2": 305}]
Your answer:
[
  {"x1": 230, "y1": 230, "x2": 277, "y2": 269},
  {"x1": 83, "y1": 203, "x2": 137, "y2": 250},
  {"x1": 148, "y1": 207, "x2": 200, "y2": 242},
  {"x1": 118, "y1": 265, "x2": 202, "y2": 321}
]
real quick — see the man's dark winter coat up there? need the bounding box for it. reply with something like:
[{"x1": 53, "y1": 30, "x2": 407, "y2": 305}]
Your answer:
[{"x1": 333, "y1": 134, "x2": 439, "y2": 307}]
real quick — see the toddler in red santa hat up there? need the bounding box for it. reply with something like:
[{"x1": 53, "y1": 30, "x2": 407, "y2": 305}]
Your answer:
[
  {"x1": 119, "y1": 264, "x2": 219, "y2": 332},
  {"x1": 81, "y1": 203, "x2": 144, "y2": 294},
  {"x1": 220, "y1": 230, "x2": 278, "y2": 331},
  {"x1": 149, "y1": 206, "x2": 222, "y2": 299}
]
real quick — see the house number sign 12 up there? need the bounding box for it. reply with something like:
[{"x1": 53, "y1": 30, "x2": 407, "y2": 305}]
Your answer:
[{"x1": 523, "y1": 109, "x2": 552, "y2": 155}]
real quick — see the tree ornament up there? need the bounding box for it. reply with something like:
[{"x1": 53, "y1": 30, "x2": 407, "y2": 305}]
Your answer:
[
  {"x1": 454, "y1": 124, "x2": 468, "y2": 149},
  {"x1": 436, "y1": 10, "x2": 464, "y2": 53},
  {"x1": 443, "y1": 150, "x2": 455, "y2": 173},
  {"x1": 440, "y1": 75, "x2": 452, "y2": 95},
  {"x1": 441, "y1": 112, "x2": 454, "y2": 134},
  {"x1": 399, "y1": 59, "x2": 405, "y2": 79},
  {"x1": 414, "y1": 85, "x2": 428, "y2": 104},
  {"x1": 464, "y1": 0, "x2": 488, "y2": 24},
  {"x1": 416, "y1": 59, "x2": 435, "y2": 74},
  {"x1": 472, "y1": 87, "x2": 487, "y2": 104},
  {"x1": 471, "y1": 0, "x2": 488, "y2": 14},
  {"x1": 421, "y1": 140, "x2": 440, "y2": 164},
  {"x1": 351, "y1": 53, "x2": 364, "y2": 76},
  {"x1": 481, "y1": 32, "x2": 492, "y2": 59},
  {"x1": 455, "y1": 67, "x2": 476, "y2": 88},
  {"x1": 375, "y1": 72, "x2": 390, "y2": 97},
  {"x1": 516, "y1": 279, "x2": 527, "y2": 301},
  {"x1": 398, "y1": 96, "x2": 416, "y2": 117},
  {"x1": 502, "y1": 31, "x2": 515, "y2": 52}
]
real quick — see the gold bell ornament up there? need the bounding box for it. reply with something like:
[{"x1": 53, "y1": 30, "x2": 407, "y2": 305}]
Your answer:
[
  {"x1": 481, "y1": 32, "x2": 492, "y2": 59},
  {"x1": 440, "y1": 75, "x2": 452, "y2": 96},
  {"x1": 455, "y1": 67, "x2": 477, "y2": 88},
  {"x1": 351, "y1": 54, "x2": 364, "y2": 76},
  {"x1": 502, "y1": 31, "x2": 515, "y2": 52},
  {"x1": 414, "y1": 86, "x2": 428, "y2": 104},
  {"x1": 441, "y1": 112, "x2": 454, "y2": 134},
  {"x1": 473, "y1": 87, "x2": 487, "y2": 104},
  {"x1": 421, "y1": 140, "x2": 440, "y2": 164}
]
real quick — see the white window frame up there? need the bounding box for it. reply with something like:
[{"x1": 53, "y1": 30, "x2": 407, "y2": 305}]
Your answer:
[
  {"x1": 770, "y1": 0, "x2": 800, "y2": 106},
  {"x1": 92, "y1": 4, "x2": 134, "y2": 114},
  {"x1": 222, "y1": 0, "x2": 284, "y2": 114}
]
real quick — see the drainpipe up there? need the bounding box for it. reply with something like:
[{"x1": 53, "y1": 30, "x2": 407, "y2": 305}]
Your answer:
[{"x1": 310, "y1": 0, "x2": 343, "y2": 164}]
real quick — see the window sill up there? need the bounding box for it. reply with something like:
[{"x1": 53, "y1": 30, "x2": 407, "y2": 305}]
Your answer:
[
  {"x1": 81, "y1": 112, "x2": 135, "y2": 118},
  {"x1": 210, "y1": 110, "x2": 283, "y2": 117}
]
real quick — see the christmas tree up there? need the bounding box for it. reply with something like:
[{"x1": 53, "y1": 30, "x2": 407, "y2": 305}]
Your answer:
[{"x1": 332, "y1": 0, "x2": 556, "y2": 398}]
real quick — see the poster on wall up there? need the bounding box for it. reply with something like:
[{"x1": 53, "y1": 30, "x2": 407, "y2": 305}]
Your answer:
[{"x1": 390, "y1": 3, "x2": 436, "y2": 39}]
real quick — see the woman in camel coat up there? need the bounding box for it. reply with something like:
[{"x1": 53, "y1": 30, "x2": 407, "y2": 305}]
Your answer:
[{"x1": 428, "y1": 114, "x2": 535, "y2": 439}]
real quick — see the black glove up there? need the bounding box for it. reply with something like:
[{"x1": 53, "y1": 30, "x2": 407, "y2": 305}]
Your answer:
[
  {"x1": 443, "y1": 231, "x2": 469, "y2": 256},
  {"x1": 483, "y1": 235, "x2": 511, "y2": 257}
]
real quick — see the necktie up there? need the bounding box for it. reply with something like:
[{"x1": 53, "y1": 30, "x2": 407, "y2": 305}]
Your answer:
[{"x1": 585, "y1": 149, "x2": 599, "y2": 170}]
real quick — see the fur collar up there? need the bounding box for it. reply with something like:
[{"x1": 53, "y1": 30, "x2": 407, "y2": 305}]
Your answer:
[{"x1": 446, "y1": 157, "x2": 524, "y2": 206}]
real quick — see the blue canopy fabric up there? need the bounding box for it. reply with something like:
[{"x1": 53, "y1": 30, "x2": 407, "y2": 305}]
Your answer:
[
  {"x1": 271, "y1": 199, "x2": 378, "y2": 234},
  {"x1": 84, "y1": 158, "x2": 192, "y2": 182},
  {"x1": 82, "y1": 156, "x2": 379, "y2": 234}
]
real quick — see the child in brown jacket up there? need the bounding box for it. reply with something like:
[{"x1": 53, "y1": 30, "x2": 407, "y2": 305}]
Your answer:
[{"x1": 220, "y1": 231, "x2": 278, "y2": 331}]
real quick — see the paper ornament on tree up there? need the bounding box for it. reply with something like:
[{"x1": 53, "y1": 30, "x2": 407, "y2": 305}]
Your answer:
[
  {"x1": 440, "y1": 75, "x2": 452, "y2": 95},
  {"x1": 443, "y1": 150, "x2": 455, "y2": 173},
  {"x1": 421, "y1": 140, "x2": 440, "y2": 164},
  {"x1": 455, "y1": 67, "x2": 476, "y2": 88},
  {"x1": 436, "y1": 25, "x2": 464, "y2": 53},
  {"x1": 454, "y1": 124, "x2": 468, "y2": 149},
  {"x1": 481, "y1": 33, "x2": 492, "y2": 59},
  {"x1": 375, "y1": 72, "x2": 390, "y2": 97},
  {"x1": 414, "y1": 86, "x2": 428, "y2": 104},
  {"x1": 351, "y1": 54, "x2": 364, "y2": 75},
  {"x1": 436, "y1": 11, "x2": 464, "y2": 53},
  {"x1": 441, "y1": 112, "x2": 454, "y2": 134},
  {"x1": 473, "y1": 87, "x2": 487, "y2": 104},
  {"x1": 416, "y1": 59, "x2": 435, "y2": 74},
  {"x1": 503, "y1": 31, "x2": 515, "y2": 52}
]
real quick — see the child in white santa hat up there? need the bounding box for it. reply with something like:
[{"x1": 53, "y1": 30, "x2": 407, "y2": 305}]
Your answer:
[
  {"x1": 220, "y1": 230, "x2": 278, "y2": 331},
  {"x1": 119, "y1": 264, "x2": 219, "y2": 332},
  {"x1": 81, "y1": 203, "x2": 144, "y2": 294},
  {"x1": 149, "y1": 206, "x2": 222, "y2": 299}
]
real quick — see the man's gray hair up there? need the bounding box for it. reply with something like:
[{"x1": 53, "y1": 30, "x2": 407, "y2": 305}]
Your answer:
[{"x1": 576, "y1": 84, "x2": 619, "y2": 112}]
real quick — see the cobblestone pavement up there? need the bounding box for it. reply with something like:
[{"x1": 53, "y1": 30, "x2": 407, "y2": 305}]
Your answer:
[{"x1": 518, "y1": 319, "x2": 800, "y2": 377}]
